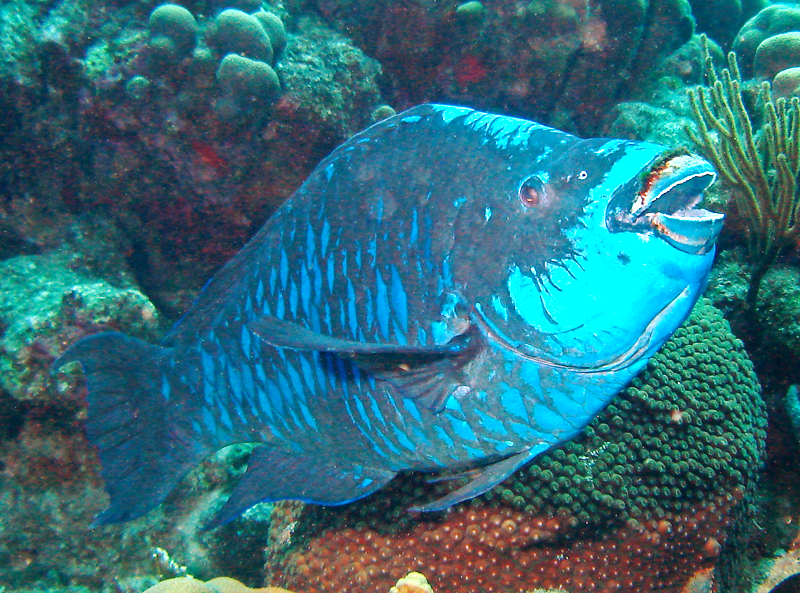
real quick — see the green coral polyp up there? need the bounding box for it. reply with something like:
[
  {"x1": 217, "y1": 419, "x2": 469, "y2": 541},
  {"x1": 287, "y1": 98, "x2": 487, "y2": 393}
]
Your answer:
[{"x1": 479, "y1": 299, "x2": 767, "y2": 528}]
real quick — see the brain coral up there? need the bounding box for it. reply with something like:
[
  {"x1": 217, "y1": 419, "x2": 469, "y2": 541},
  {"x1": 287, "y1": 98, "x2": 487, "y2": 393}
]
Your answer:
[
  {"x1": 253, "y1": 10, "x2": 286, "y2": 58},
  {"x1": 754, "y1": 32, "x2": 800, "y2": 80},
  {"x1": 263, "y1": 300, "x2": 766, "y2": 593},
  {"x1": 142, "y1": 577, "x2": 293, "y2": 593},
  {"x1": 733, "y1": 4, "x2": 800, "y2": 75},
  {"x1": 216, "y1": 53, "x2": 280, "y2": 99},
  {"x1": 212, "y1": 9, "x2": 274, "y2": 64},
  {"x1": 214, "y1": 53, "x2": 281, "y2": 122},
  {"x1": 148, "y1": 4, "x2": 197, "y2": 62}
]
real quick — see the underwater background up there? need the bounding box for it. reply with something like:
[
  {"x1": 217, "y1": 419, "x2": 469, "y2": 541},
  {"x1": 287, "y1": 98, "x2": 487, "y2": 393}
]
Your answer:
[{"x1": 2, "y1": 0, "x2": 800, "y2": 591}]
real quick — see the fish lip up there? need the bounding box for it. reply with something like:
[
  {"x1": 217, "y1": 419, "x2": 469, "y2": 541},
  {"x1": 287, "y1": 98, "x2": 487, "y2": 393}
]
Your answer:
[{"x1": 614, "y1": 153, "x2": 723, "y2": 255}]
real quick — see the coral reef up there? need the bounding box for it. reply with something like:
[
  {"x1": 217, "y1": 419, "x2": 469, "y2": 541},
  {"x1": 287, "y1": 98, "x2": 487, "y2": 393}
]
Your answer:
[
  {"x1": 263, "y1": 300, "x2": 766, "y2": 593},
  {"x1": 0, "y1": 253, "x2": 271, "y2": 591},
  {"x1": 306, "y1": 0, "x2": 695, "y2": 134},
  {"x1": 2, "y1": 0, "x2": 800, "y2": 591},
  {"x1": 605, "y1": 36, "x2": 714, "y2": 147},
  {"x1": 705, "y1": 247, "x2": 800, "y2": 392},
  {"x1": 0, "y1": 0, "x2": 386, "y2": 316},
  {"x1": 0, "y1": 4, "x2": 387, "y2": 585},
  {"x1": 0, "y1": 422, "x2": 270, "y2": 592}
]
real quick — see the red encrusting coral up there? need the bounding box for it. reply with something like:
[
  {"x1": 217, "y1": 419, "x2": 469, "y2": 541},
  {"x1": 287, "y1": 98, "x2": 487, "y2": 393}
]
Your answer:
[{"x1": 266, "y1": 493, "x2": 739, "y2": 593}]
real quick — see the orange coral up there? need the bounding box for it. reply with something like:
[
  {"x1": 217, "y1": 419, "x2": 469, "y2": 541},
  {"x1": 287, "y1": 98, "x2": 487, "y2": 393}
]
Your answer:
[{"x1": 267, "y1": 494, "x2": 738, "y2": 593}]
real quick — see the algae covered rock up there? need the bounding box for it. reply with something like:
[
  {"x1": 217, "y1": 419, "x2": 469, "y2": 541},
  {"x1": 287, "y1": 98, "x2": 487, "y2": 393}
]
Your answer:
[
  {"x1": 0, "y1": 251, "x2": 160, "y2": 403},
  {"x1": 276, "y1": 17, "x2": 384, "y2": 138},
  {"x1": 311, "y1": 0, "x2": 695, "y2": 134},
  {"x1": 706, "y1": 254, "x2": 800, "y2": 386}
]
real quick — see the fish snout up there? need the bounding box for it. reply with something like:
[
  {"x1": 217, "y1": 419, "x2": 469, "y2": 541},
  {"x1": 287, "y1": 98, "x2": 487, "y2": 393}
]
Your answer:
[{"x1": 615, "y1": 153, "x2": 724, "y2": 255}]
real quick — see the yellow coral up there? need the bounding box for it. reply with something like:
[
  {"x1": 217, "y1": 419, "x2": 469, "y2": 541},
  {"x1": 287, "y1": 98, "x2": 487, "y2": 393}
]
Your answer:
[{"x1": 389, "y1": 572, "x2": 435, "y2": 593}]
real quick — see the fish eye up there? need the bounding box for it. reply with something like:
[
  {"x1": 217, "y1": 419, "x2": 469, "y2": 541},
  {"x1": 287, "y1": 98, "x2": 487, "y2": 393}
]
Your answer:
[
  {"x1": 578, "y1": 170, "x2": 588, "y2": 180},
  {"x1": 519, "y1": 175, "x2": 547, "y2": 208}
]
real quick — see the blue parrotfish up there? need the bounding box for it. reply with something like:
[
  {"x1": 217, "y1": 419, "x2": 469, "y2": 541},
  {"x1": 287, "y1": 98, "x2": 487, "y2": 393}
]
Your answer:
[{"x1": 55, "y1": 104, "x2": 723, "y2": 528}]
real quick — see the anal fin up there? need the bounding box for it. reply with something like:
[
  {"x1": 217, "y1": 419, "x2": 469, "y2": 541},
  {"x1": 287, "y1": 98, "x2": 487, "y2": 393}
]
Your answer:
[{"x1": 206, "y1": 446, "x2": 396, "y2": 529}]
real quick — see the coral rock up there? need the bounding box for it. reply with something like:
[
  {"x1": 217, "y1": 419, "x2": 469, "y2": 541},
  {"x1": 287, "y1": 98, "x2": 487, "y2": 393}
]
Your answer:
[
  {"x1": 216, "y1": 54, "x2": 280, "y2": 101},
  {"x1": 214, "y1": 53, "x2": 281, "y2": 122},
  {"x1": 772, "y1": 67, "x2": 800, "y2": 99},
  {"x1": 253, "y1": 11, "x2": 287, "y2": 59},
  {"x1": 1, "y1": 251, "x2": 159, "y2": 403},
  {"x1": 733, "y1": 4, "x2": 800, "y2": 75}
]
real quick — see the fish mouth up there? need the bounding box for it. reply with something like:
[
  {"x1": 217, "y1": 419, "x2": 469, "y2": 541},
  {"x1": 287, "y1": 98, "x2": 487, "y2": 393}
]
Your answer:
[{"x1": 613, "y1": 153, "x2": 723, "y2": 255}]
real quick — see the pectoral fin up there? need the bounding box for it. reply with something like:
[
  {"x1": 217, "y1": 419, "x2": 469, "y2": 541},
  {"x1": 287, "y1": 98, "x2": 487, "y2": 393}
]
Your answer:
[
  {"x1": 247, "y1": 316, "x2": 483, "y2": 412},
  {"x1": 410, "y1": 443, "x2": 552, "y2": 512}
]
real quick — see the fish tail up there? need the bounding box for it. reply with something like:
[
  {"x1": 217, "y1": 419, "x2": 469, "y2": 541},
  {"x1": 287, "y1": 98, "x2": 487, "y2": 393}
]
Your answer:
[{"x1": 54, "y1": 332, "x2": 207, "y2": 525}]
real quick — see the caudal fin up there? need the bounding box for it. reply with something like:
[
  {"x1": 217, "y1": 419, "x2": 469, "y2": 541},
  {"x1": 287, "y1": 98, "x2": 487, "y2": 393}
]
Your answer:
[{"x1": 54, "y1": 332, "x2": 207, "y2": 525}]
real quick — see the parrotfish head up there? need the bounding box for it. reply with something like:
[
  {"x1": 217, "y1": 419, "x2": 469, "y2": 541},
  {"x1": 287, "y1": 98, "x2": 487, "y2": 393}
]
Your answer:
[{"x1": 457, "y1": 138, "x2": 722, "y2": 373}]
